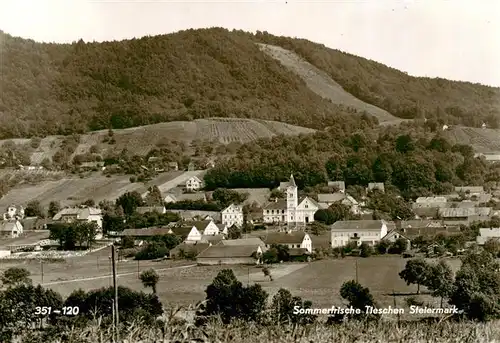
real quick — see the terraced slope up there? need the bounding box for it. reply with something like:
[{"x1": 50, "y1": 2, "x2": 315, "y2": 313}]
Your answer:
[
  {"x1": 443, "y1": 126, "x2": 500, "y2": 152},
  {"x1": 0, "y1": 118, "x2": 315, "y2": 164},
  {"x1": 258, "y1": 44, "x2": 407, "y2": 126}
]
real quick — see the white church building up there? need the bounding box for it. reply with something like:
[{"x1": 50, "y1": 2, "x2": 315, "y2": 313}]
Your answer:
[{"x1": 263, "y1": 175, "x2": 319, "y2": 225}]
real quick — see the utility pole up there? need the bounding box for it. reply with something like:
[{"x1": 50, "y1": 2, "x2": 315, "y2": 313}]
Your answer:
[
  {"x1": 111, "y1": 245, "x2": 119, "y2": 342},
  {"x1": 355, "y1": 259, "x2": 358, "y2": 283},
  {"x1": 40, "y1": 261, "x2": 44, "y2": 284},
  {"x1": 97, "y1": 256, "x2": 99, "y2": 272},
  {"x1": 137, "y1": 260, "x2": 140, "y2": 279},
  {"x1": 392, "y1": 290, "x2": 400, "y2": 326}
]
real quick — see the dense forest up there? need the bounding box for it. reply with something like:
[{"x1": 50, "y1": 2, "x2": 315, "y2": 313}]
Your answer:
[
  {"x1": 204, "y1": 119, "x2": 500, "y2": 199},
  {"x1": 1, "y1": 27, "x2": 499, "y2": 139}
]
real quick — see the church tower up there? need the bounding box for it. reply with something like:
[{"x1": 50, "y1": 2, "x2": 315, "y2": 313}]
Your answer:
[{"x1": 286, "y1": 174, "x2": 298, "y2": 223}]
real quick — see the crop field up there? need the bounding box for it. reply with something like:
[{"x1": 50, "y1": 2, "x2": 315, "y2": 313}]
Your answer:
[
  {"x1": 443, "y1": 126, "x2": 500, "y2": 152},
  {"x1": 0, "y1": 170, "x2": 185, "y2": 208},
  {"x1": 258, "y1": 44, "x2": 408, "y2": 126}
]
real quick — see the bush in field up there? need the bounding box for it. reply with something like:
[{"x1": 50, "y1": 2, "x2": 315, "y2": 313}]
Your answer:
[
  {"x1": 340, "y1": 280, "x2": 378, "y2": 320},
  {"x1": 196, "y1": 269, "x2": 268, "y2": 325},
  {"x1": 450, "y1": 249, "x2": 500, "y2": 321},
  {"x1": 360, "y1": 242, "x2": 374, "y2": 257},
  {"x1": 1, "y1": 267, "x2": 32, "y2": 287},
  {"x1": 269, "y1": 288, "x2": 316, "y2": 325}
]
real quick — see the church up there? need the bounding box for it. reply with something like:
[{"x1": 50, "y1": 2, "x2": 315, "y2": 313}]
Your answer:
[{"x1": 263, "y1": 174, "x2": 319, "y2": 225}]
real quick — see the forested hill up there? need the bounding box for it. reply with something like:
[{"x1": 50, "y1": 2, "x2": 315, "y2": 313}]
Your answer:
[{"x1": 1, "y1": 27, "x2": 499, "y2": 139}]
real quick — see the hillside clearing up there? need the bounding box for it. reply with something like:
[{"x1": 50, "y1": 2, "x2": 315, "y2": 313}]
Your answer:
[
  {"x1": 443, "y1": 126, "x2": 500, "y2": 152},
  {"x1": 0, "y1": 170, "x2": 190, "y2": 208},
  {"x1": 258, "y1": 44, "x2": 406, "y2": 126}
]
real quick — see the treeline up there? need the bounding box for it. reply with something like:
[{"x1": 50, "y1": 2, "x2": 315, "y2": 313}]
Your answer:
[
  {"x1": 2, "y1": 28, "x2": 499, "y2": 139},
  {"x1": 204, "y1": 126, "x2": 498, "y2": 199}
]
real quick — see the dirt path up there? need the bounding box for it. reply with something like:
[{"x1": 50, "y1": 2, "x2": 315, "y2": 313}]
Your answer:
[
  {"x1": 40, "y1": 263, "x2": 196, "y2": 286},
  {"x1": 258, "y1": 43, "x2": 407, "y2": 126}
]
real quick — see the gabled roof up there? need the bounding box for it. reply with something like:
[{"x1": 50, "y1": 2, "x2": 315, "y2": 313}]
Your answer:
[
  {"x1": 367, "y1": 183, "x2": 385, "y2": 191},
  {"x1": 120, "y1": 228, "x2": 173, "y2": 237},
  {"x1": 264, "y1": 199, "x2": 287, "y2": 210},
  {"x1": 196, "y1": 245, "x2": 259, "y2": 258},
  {"x1": 53, "y1": 207, "x2": 102, "y2": 220},
  {"x1": 278, "y1": 174, "x2": 296, "y2": 190},
  {"x1": 382, "y1": 229, "x2": 411, "y2": 241},
  {"x1": 221, "y1": 238, "x2": 266, "y2": 247},
  {"x1": 222, "y1": 204, "x2": 243, "y2": 213},
  {"x1": 187, "y1": 176, "x2": 202, "y2": 183},
  {"x1": 317, "y1": 193, "x2": 346, "y2": 203},
  {"x1": 168, "y1": 225, "x2": 193, "y2": 237},
  {"x1": 168, "y1": 210, "x2": 221, "y2": 222},
  {"x1": 192, "y1": 220, "x2": 214, "y2": 232},
  {"x1": 438, "y1": 207, "x2": 491, "y2": 218},
  {"x1": 260, "y1": 231, "x2": 306, "y2": 244},
  {"x1": 201, "y1": 234, "x2": 224, "y2": 244},
  {"x1": 330, "y1": 220, "x2": 392, "y2": 231},
  {"x1": 170, "y1": 242, "x2": 210, "y2": 255},
  {"x1": 400, "y1": 220, "x2": 444, "y2": 229},
  {"x1": 415, "y1": 196, "x2": 447, "y2": 203}
]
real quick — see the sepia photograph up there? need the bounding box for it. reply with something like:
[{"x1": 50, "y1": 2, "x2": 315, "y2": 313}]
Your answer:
[{"x1": 0, "y1": 0, "x2": 499, "y2": 342}]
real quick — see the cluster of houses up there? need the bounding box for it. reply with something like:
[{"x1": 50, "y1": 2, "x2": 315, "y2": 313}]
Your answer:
[{"x1": 3, "y1": 172, "x2": 500, "y2": 262}]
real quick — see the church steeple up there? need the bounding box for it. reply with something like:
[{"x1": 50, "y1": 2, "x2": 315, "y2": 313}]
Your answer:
[{"x1": 289, "y1": 174, "x2": 296, "y2": 187}]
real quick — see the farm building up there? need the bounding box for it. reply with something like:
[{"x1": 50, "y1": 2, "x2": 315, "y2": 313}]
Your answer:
[
  {"x1": 260, "y1": 231, "x2": 312, "y2": 253},
  {"x1": 221, "y1": 203, "x2": 244, "y2": 228},
  {"x1": 476, "y1": 228, "x2": 500, "y2": 245},
  {"x1": 367, "y1": 182, "x2": 385, "y2": 193},
  {"x1": 438, "y1": 207, "x2": 492, "y2": 225},
  {"x1": 78, "y1": 161, "x2": 105, "y2": 171},
  {"x1": 230, "y1": 188, "x2": 271, "y2": 206},
  {"x1": 0, "y1": 220, "x2": 24, "y2": 238},
  {"x1": 52, "y1": 207, "x2": 103, "y2": 230},
  {"x1": 309, "y1": 233, "x2": 331, "y2": 251},
  {"x1": 168, "y1": 162, "x2": 179, "y2": 171},
  {"x1": 136, "y1": 206, "x2": 166, "y2": 214},
  {"x1": 21, "y1": 217, "x2": 52, "y2": 230},
  {"x1": 196, "y1": 244, "x2": 264, "y2": 265},
  {"x1": 185, "y1": 176, "x2": 204, "y2": 191},
  {"x1": 330, "y1": 220, "x2": 395, "y2": 248},
  {"x1": 317, "y1": 193, "x2": 360, "y2": 214},
  {"x1": 327, "y1": 181, "x2": 345, "y2": 192},
  {"x1": 220, "y1": 237, "x2": 266, "y2": 248},
  {"x1": 119, "y1": 227, "x2": 174, "y2": 239},
  {"x1": 475, "y1": 153, "x2": 500, "y2": 163}
]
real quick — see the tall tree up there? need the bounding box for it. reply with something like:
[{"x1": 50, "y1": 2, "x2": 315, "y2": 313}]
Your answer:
[
  {"x1": 399, "y1": 258, "x2": 432, "y2": 294},
  {"x1": 145, "y1": 185, "x2": 163, "y2": 206},
  {"x1": 139, "y1": 269, "x2": 160, "y2": 294}
]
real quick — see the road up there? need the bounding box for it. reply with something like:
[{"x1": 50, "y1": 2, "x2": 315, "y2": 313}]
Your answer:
[{"x1": 41, "y1": 263, "x2": 196, "y2": 286}]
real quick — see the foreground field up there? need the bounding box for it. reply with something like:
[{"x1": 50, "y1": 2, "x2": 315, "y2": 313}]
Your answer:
[
  {"x1": 10, "y1": 256, "x2": 463, "y2": 318},
  {"x1": 0, "y1": 118, "x2": 315, "y2": 164},
  {"x1": 0, "y1": 170, "x2": 194, "y2": 208}
]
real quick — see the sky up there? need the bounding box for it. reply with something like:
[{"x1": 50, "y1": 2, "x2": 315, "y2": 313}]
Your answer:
[{"x1": 1, "y1": 0, "x2": 499, "y2": 87}]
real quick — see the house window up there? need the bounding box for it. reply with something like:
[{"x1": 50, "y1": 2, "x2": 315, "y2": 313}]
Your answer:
[{"x1": 305, "y1": 204, "x2": 308, "y2": 208}]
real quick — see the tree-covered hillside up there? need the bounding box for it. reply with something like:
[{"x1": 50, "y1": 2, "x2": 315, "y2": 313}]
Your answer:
[{"x1": 1, "y1": 27, "x2": 499, "y2": 139}]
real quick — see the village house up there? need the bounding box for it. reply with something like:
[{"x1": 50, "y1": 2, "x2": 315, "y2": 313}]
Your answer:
[
  {"x1": 0, "y1": 220, "x2": 23, "y2": 238},
  {"x1": 476, "y1": 228, "x2": 500, "y2": 245},
  {"x1": 381, "y1": 229, "x2": 412, "y2": 250},
  {"x1": 327, "y1": 181, "x2": 346, "y2": 192},
  {"x1": 317, "y1": 193, "x2": 360, "y2": 214},
  {"x1": 119, "y1": 227, "x2": 174, "y2": 240},
  {"x1": 438, "y1": 207, "x2": 492, "y2": 226},
  {"x1": 184, "y1": 220, "x2": 226, "y2": 243},
  {"x1": 367, "y1": 182, "x2": 385, "y2": 193},
  {"x1": 196, "y1": 244, "x2": 264, "y2": 265},
  {"x1": 260, "y1": 231, "x2": 313, "y2": 254},
  {"x1": 79, "y1": 161, "x2": 105, "y2": 171},
  {"x1": 263, "y1": 175, "x2": 319, "y2": 225},
  {"x1": 413, "y1": 197, "x2": 447, "y2": 208},
  {"x1": 221, "y1": 204, "x2": 244, "y2": 228},
  {"x1": 170, "y1": 242, "x2": 210, "y2": 259},
  {"x1": 168, "y1": 162, "x2": 179, "y2": 171},
  {"x1": 136, "y1": 206, "x2": 166, "y2": 215},
  {"x1": 185, "y1": 176, "x2": 204, "y2": 191},
  {"x1": 330, "y1": 220, "x2": 394, "y2": 248},
  {"x1": 475, "y1": 152, "x2": 500, "y2": 163},
  {"x1": 220, "y1": 237, "x2": 267, "y2": 248},
  {"x1": 3, "y1": 205, "x2": 25, "y2": 221},
  {"x1": 52, "y1": 207, "x2": 103, "y2": 231}
]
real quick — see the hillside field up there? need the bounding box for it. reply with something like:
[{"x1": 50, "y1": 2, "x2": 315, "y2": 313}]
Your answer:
[
  {"x1": 0, "y1": 118, "x2": 315, "y2": 165},
  {"x1": 0, "y1": 170, "x2": 193, "y2": 208},
  {"x1": 443, "y1": 126, "x2": 500, "y2": 152}
]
